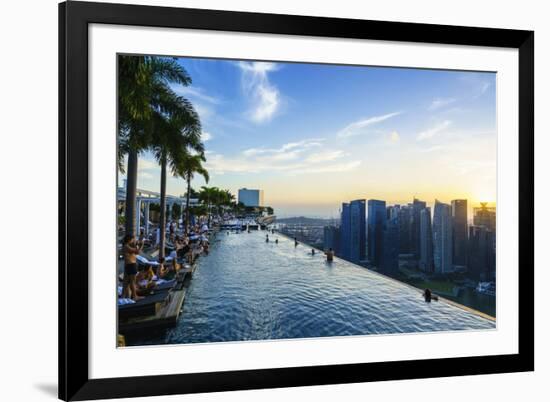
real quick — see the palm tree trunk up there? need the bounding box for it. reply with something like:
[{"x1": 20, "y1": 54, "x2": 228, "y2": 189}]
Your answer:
[
  {"x1": 185, "y1": 171, "x2": 191, "y2": 234},
  {"x1": 159, "y1": 154, "x2": 167, "y2": 260},
  {"x1": 124, "y1": 149, "x2": 138, "y2": 237}
]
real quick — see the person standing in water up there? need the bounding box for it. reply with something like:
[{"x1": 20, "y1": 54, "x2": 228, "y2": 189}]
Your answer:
[
  {"x1": 423, "y1": 288, "x2": 432, "y2": 302},
  {"x1": 294, "y1": 237, "x2": 298, "y2": 247},
  {"x1": 265, "y1": 234, "x2": 269, "y2": 243},
  {"x1": 275, "y1": 238, "x2": 278, "y2": 244},
  {"x1": 325, "y1": 248, "x2": 334, "y2": 262},
  {"x1": 311, "y1": 248, "x2": 315, "y2": 255}
]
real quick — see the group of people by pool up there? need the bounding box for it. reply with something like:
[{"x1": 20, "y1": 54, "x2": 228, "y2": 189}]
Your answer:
[{"x1": 120, "y1": 219, "x2": 211, "y2": 302}]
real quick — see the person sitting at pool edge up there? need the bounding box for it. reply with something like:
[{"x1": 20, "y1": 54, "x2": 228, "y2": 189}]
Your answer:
[
  {"x1": 423, "y1": 288, "x2": 438, "y2": 302},
  {"x1": 156, "y1": 257, "x2": 166, "y2": 278},
  {"x1": 136, "y1": 265, "x2": 157, "y2": 294}
]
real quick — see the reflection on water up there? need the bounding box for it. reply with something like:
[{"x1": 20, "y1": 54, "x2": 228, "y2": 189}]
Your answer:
[{"x1": 128, "y1": 230, "x2": 494, "y2": 346}]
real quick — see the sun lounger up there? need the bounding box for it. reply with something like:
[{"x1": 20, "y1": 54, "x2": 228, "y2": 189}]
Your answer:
[
  {"x1": 136, "y1": 254, "x2": 160, "y2": 267},
  {"x1": 118, "y1": 292, "x2": 169, "y2": 320}
]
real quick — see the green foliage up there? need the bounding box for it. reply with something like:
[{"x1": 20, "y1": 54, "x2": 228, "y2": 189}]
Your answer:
[
  {"x1": 171, "y1": 204, "x2": 181, "y2": 218},
  {"x1": 118, "y1": 55, "x2": 194, "y2": 173}
]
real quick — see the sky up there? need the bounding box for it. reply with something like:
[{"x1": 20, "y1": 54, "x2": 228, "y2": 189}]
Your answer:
[{"x1": 120, "y1": 56, "x2": 497, "y2": 219}]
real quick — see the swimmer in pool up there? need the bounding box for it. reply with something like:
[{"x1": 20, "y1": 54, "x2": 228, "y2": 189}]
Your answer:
[{"x1": 324, "y1": 248, "x2": 334, "y2": 262}]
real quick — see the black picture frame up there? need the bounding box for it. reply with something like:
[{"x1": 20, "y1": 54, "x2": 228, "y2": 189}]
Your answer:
[{"x1": 59, "y1": 1, "x2": 534, "y2": 400}]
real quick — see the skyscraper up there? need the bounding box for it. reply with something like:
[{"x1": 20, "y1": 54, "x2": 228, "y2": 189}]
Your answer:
[
  {"x1": 387, "y1": 205, "x2": 400, "y2": 220},
  {"x1": 381, "y1": 215, "x2": 400, "y2": 274},
  {"x1": 349, "y1": 199, "x2": 367, "y2": 263},
  {"x1": 468, "y1": 225, "x2": 496, "y2": 281},
  {"x1": 419, "y1": 207, "x2": 433, "y2": 272},
  {"x1": 433, "y1": 200, "x2": 453, "y2": 274},
  {"x1": 367, "y1": 199, "x2": 386, "y2": 266},
  {"x1": 237, "y1": 188, "x2": 264, "y2": 207},
  {"x1": 340, "y1": 203, "x2": 352, "y2": 260},
  {"x1": 473, "y1": 202, "x2": 496, "y2": 232},
  {"x1": 411, "y1": 198, "x2": 427, "y2": 259},
  {"x1": 398, "y1": 205, "x2": 412, "y2": 254},
  {"x1": 451, "y1": 199, "x2": 468, "y2": 267}
]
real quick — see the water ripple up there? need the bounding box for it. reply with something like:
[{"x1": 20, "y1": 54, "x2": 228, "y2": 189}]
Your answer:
[{"x1": 133, "y1": 230, "x2": 494, "y2": 346}]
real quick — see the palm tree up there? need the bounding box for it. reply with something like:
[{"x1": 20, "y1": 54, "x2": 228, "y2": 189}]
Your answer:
[
  {"x1": 118, "y1": 55, "x2": 191, "y2": 237},
  {"x1": 177, "y1": 153, "x2": 209, "y2": 234},
  {"x1": 199, "y1": 186, "x2": 219, "y2": 224},
  {"x1": 223, "y1": 189, "x2": 236, "y2": 209},
  {"x1": 150, "y1": 97, "x2": 203, "y2": 260}
]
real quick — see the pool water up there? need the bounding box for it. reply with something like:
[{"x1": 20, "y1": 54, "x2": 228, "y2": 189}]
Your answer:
[{"x1": 129, "y1": 230, "x2": 494, "y2": 346}]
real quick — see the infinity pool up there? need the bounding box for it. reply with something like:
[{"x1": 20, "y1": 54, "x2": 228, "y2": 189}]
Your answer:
[{"x1": 129, "y1": 230, "x2": 495, "y2": 346}]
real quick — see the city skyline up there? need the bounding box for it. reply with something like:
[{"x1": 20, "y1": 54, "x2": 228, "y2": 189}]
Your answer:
[
  {"x1": 119, "y1": 56, "x2": 497, "y2": 218},
  {"x1": 319, "y1": 196, "x2": 496, "y2": 283}
]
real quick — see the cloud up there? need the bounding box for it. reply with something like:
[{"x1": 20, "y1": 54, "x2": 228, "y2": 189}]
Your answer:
[
  {"x1": 474, "y1": 81, "x2": 491, "y2": 99},
  {"x1": 428, "y1": 98, "x2": 456, "y2": 111},
  {"x1": 237, "y1": 62, "x2": 281, "y2": 123},
  {"x1": 137, "y1": 158, "x2": 158, "y2": 171},
  {"x1": 416, "y1": 120, "x2": 452, "y2": 141},
  {"x1": 171, "y1": 85, "x2": 220, "y2": 104},
  {"x1": 337, "y1": 112, "x2": 401, "y2": 138},
  {"x1": 202, "y1": 131, "x2": 213, "y2": 141},
  {"x1": 203, "y1": 138, "x2": 356, "y2": 176},
  {"x1": 193, "y1": 103, "x2": 214, "y2": 121},
  {"x1": 170, "y1": 84, "x2": 219, "y2": 122},
  {"x1": 139, "y1": 172, "x2": 154, "y2": 179},
  {"x1": 294, "y1": 160, "x2": 361, "y2": 174},
  {"x1": 242, "y1": 138, "x2": 323, "y2": 156},
  {"x1": 306, "y1": 150, "x2": 346, "y2": 163}
]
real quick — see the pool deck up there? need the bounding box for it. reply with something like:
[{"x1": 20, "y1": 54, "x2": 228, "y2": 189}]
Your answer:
[
  {"x1": 119, "y1": 287, "x2": 187, "y2": 333},
  {"x1": 118, "y1": 229, "x2": 218, "y2": 336}
]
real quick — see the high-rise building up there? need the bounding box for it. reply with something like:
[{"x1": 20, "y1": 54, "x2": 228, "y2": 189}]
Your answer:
[
  {"x1": 339, "y1": 203, "x2": 352, "y2": 261},
  {"x1": 368, "y1": 199, "x2": 386, "y2": 266},
  {"x1": 381, "y1": 215, "x2": 400, "y2": 274},
  {"x1": 387, "y1": 205, "x2": 400, "y2": 220},
  {"x1": 323, "y1": 225, "x2": 340, "y2": 255},
  {"x1": 340, "y1": 200, "x2": 367, "y2": 264},
  {"x1": 349, "y1": 199, "x2": 367, "y2": 263},
  {"x1": 468, "y1": 225, "x2": 496, "y2": 281},
  {"x1": 433, "y1": 200, "x2": 453, "y2": 274},
  {"x1": 398, "y1": 205, "x2": 412, "y2": 254},
  {"x1": 411, "y1": 198, "x2": 427, "y2": 258},
  {"x1": 451, "y1": 199, "x2": 468, "y2": 267},
  {"x1": 419, "y1": 207, "x2": 433, "y2": 272},
  {"x1": 473, "y1": 202, "x2": 496, "y2": 232},
  {"x1": 237, "y1": 188, "x2": 264, "y2": 207}
]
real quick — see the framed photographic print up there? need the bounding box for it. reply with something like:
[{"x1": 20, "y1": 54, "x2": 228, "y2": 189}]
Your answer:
[{"x1": 59, "y1": 1, "x2": 534, "y2": 400}]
